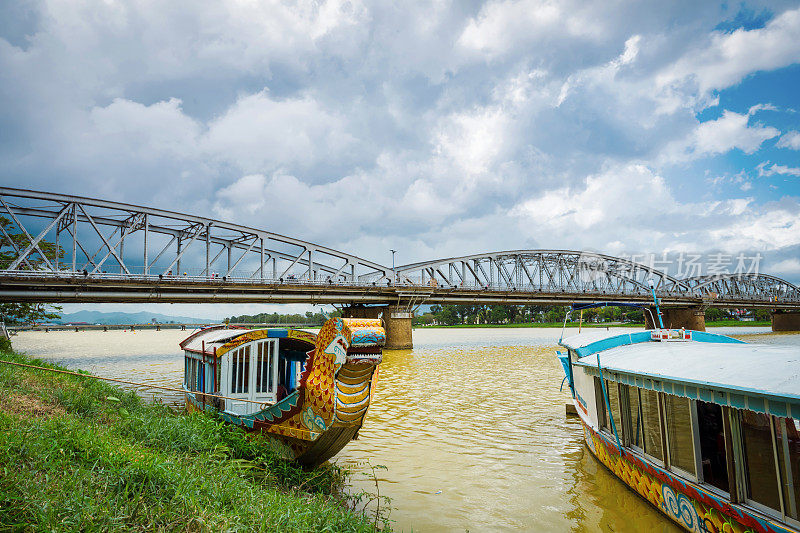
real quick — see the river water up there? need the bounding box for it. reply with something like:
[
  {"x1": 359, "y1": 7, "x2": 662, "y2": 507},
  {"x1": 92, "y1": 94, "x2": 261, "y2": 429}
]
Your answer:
[{"x1": 10, "y1": 326, "x2": 798, "y2": 532}]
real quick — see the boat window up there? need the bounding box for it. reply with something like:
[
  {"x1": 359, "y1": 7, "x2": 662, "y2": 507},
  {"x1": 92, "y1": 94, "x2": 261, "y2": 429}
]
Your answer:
[
  {"x1": 186, "y1": 357, "x2": 198, "y2": 392},
  {"x1": 625, "y1": 385, "x2": 643, "y2": 449},
  {"x1": 255, "y1": 341, "x2": 274, "y2": 394},
  {"x1": 230, "y1": 346, "x2": 251, "y2": 394},
  {"x1": 606, "y1": 380, "x2": 623, "y2": 441},
  {"x1": 641, "y1": 388, "x2": 663, "y2": 461},
  {"x1": 595, "y1": 377, "x2": 608, "y2": 430},
  {"x1": 664, "y1": 394, "x2": 696, "y2": 476},
  {"x1": 697, "y1": 401, "x2": 729, "y2": 493},
  {"x1": 775, "y1": 417, "x2": 800, "y2": 520},
  {"x1": 741, "y1": 410, "x2": 781, "y2": 512}
]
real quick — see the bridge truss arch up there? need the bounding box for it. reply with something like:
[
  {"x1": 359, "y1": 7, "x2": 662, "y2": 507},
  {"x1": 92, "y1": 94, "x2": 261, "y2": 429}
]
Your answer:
[
  {"x1": 0, "y1": 187, "x2": 389, "y2": 283},
  {"x1": 385, "y1": 250, "x2": 692, "y2": 297},
  {"x1": 681, "y1": 273, "x2": 800, "y2": 305}
]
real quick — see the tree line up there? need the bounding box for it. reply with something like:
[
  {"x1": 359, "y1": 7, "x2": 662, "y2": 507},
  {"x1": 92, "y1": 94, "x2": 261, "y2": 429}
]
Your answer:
[
  {"x1": 225, "y1": 310, "x2": 339, "y2": 325},
  {"x1": 414, "y1": 304, "x2": 770, "y2": 326}
]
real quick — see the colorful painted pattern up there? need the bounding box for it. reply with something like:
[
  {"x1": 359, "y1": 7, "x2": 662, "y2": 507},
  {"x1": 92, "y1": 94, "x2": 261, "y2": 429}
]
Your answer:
[
  {"x1": 334, "y1": 363, "x2": 376, "y2": 425},
  {"x1": 583, "y1": 421, "x2": 796, "y2": 533},
  {"x1": 350, "y1": 328, "x2": 386, "y2": 347}
]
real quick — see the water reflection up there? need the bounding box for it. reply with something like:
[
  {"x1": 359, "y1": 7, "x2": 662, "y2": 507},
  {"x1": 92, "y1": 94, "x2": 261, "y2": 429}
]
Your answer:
[{"x1": 10, "y1": 326, "x2": 791, "y2": 532}]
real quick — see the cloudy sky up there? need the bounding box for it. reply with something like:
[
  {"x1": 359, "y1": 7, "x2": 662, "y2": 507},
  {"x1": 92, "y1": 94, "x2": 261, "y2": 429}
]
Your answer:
[{"x1": 2, "y1": 1, "x2": 799, "y2": 318}]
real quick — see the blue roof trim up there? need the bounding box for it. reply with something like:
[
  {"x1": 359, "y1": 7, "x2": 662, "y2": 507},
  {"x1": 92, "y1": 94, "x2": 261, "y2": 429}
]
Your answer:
[
  {"x1": 685, "y1": 330, "x2": 746, "y2": 345},
  {"x1": 266, "y1": 329, "x2": 288, "y2": 338},
  {"x1": 561, "y1": 329, "x2": 745, "y2": 358},
  {"x1": 575, "y1": 364, "x2": 800, "y2": 415}
]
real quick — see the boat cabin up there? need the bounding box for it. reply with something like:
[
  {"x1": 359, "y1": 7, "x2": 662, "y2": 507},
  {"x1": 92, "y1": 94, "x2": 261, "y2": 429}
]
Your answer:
[
  {"x1": 560, "y1": 329, "x2": 800, "y2": 532},
  {"x1": 180, "y1": 326, "x2": 316, "y2": 416}
]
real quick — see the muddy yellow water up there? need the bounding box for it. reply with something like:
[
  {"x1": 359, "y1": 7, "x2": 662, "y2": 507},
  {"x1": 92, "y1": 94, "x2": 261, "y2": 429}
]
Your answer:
[{"x1": 11, "y1": 326, "x2": 793, "y2": 532}]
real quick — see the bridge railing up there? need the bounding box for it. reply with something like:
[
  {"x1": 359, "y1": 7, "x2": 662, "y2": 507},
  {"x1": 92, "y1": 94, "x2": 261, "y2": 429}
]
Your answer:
[{"x1": 5, "y1": 268, "x2": 799, "y2": 303}]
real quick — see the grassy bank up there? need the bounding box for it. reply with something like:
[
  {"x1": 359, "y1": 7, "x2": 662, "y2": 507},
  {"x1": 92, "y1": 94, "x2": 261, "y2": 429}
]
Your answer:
[
  {"x1": 0, "y1": 349, "x2": 386, "y2": 532},
  {"x1": 416, "y1": 320, "x2": 771, "y2": 329}
]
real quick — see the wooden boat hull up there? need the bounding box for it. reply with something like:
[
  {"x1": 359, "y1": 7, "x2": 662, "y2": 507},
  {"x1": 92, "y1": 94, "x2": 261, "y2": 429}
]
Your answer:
[{"x1": 578, "y1": 414, "x2": 797, "y2": 533}]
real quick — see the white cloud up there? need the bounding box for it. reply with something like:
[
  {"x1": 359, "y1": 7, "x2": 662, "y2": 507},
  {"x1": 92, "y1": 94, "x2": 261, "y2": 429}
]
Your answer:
[
  {"x1": 758, "y1": 161, "x2": 800, "y2": 177},
  {"x1": 510, "y1": 163, "x2": 800, "y2": 254},
  {"x1": 458, "y1": 1, "x2": 602, "y2": 59},
  {"x1": 434, "y1": 106, "x2": 512, "y2": 175},
  {"x1": 694, "y1": 112, "x2": 779, "y2": 154},
  {"x1": 748, "y1": 103, "x2": 778, "y2": 115},
  {"x1": 771, "y1": 258, "x2": 800, "y2": 276},
  {"x1": 658, "y1": 7, "x2": 800, "y2": 94},
  {"x1": 88, "y1": 98, "x2": 201, "y2": 158},
  {"x1": 777, "y1": 130, "x2": 800, "y2": 150},
  {"x1": 511, "y1": 164, "x2": 674, "y2": 231},
  {"x1": 661, "y1": 110, "x2": 779, "y2": 162},
  {"x1": 202, "y1": 91, "x2": 359, "y2": 175}
]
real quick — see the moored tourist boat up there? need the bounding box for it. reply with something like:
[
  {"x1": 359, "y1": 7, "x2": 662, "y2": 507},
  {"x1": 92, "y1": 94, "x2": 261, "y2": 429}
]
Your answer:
[
  {"x1": 180, "y1": 317, "x2": 385, "y2": 467},
  {"x1": 558, "y1": 326, "x2": 800, "y2": 533}
]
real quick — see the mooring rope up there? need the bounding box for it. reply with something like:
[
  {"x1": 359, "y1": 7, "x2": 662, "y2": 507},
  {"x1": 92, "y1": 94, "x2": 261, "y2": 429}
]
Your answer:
[{"x1": 0, "y1": 358, "x2": 272, "y2": 407}]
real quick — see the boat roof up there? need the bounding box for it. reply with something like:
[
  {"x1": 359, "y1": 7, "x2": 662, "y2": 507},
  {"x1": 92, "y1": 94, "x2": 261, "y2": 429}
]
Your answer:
[
  {"x1": 180, "y1": 326, "x2": 315, "y2": 355},
  {"x1": 560, "y1": 329, "x2": 744, "y2": 358},
  {"x1": 565, "y1": 330, "x2": 800, "y2": 418},
  {"x1": 180, "y1": 326, "x2": 249, "y2": 352}
]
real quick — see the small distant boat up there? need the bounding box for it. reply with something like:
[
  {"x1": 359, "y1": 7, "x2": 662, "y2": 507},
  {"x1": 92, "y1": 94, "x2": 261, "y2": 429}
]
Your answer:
[
  {"x1": 558, "y1": 327, "x2": 800, "y2": 533},
  {"x1": 180, "y1": 317, "x2": 385, "y2": 468}
]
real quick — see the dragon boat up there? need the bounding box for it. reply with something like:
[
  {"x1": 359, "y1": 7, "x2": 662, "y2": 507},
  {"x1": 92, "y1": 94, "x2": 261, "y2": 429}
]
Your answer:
[
  {"x1": 558, "y1": 325, "x2": 800, "y2": 533},
  {"x1": 180, "y1": 317, "x2": 385, "y2": 468}
]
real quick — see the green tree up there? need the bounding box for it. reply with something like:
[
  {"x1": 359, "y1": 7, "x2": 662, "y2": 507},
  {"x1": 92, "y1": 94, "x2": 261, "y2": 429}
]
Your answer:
[
  {"x1": 0, "y1": 216, "x2": 63, "y2": 325},
  {"x1": 0, "y1": 303, "x2": 61, "y2": 325}
]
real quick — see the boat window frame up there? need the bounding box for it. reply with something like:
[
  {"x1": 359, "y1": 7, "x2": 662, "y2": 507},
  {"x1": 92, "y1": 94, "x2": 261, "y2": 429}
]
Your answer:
[
  {"x1": 734, "y1": 409, "x2": 787, "y2": 521},
  {"x1": 620, "y1": 384, "x2": 640, "y2": 452},
  {"x1": 694, "y1": 400, "x2": 733, "y2": 498},
  {"x1": 660, "y1": 392, "x2": 700, "y2": 482},
  {"x1": 185, "y1": 354, "x2": 201, "y2": 392},
  {"x1": 775, "y1": 417, "x2": 800, "y2": 523},
  {"x1": 624, "y1": 385, "x2": 668, "y2": 467},
  {"x1": 594, "y1": 376, "x2": 609, "y2": 434},
  {"x1": 607, "y1": 379, "x2": 625, "y2": 443},
  {"x1": 642, "y1": 387, "x2": 667, "y2": 466}
]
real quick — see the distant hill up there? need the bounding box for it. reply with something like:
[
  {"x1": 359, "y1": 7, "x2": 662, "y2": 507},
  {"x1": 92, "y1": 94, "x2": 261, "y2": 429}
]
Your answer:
[{"x1": 55, "y1": 310, "x2": 219, "y2": 325}]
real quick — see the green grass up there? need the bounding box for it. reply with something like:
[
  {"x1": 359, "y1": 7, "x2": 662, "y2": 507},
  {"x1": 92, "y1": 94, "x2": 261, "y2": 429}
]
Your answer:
[
  {"x1": 0, "y1": 349, "x2": 387, "y2": 532},
  {"x1": 703, "y1": 320, "x2": 771, "y2": 327}
]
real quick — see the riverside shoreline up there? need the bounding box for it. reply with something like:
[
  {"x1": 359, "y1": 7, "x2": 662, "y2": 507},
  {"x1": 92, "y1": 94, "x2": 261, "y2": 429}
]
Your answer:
[{"x1": 0, "y1": 348, "x2": 387, "y2": 532}]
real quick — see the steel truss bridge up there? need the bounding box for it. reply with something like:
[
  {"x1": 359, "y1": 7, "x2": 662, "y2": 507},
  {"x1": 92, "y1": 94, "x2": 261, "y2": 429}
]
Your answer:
[{"x1": 1, "y1": 187, "x2": 798, "y2": 310}]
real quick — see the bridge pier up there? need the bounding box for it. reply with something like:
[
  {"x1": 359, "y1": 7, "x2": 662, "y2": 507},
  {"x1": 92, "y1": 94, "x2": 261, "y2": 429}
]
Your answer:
[
  {"x1": 772, "y1": 311, "x2": 800, "y2": 332},
  {"x1": 342, "y1": 305, "x2": 414, "y2": 350},
  {"x1": 645, "y1": 306, "x2": 706, "y2": 331}
]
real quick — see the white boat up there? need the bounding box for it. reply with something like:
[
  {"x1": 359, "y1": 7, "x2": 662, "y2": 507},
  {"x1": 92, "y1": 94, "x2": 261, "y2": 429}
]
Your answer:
[{"x1": 558, "y1": 327, "x2": 799, "y2": 533}]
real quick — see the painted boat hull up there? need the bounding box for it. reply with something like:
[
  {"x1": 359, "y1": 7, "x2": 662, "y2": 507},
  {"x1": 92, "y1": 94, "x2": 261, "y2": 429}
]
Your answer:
[
  {"x1": 578, "y1": 415, "x2": 798, "y2": 533},
  {"x1": 185, "y1": 388, "x2": 367, "y2": 467}
]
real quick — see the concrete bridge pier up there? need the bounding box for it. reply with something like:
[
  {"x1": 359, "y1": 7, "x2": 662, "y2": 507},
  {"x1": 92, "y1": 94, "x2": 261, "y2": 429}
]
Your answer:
[
  {"x1": 342, "y1": 305, "x2": 414, "y2": 350},
  {"x1": 645, "y1": 306, "x2": 706, "y2": 331},
  {"x1": 772, "y1": 310, "x2": 800, "y2": 332}
]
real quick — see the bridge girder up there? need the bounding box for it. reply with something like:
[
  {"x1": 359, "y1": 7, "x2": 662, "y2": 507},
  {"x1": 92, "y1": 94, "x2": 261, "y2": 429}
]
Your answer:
[
  {"x1": 681, "y1": 273, "x2": 800, "y2": 303},
  {"x1": 0, "y1": 187, "x2": 389, "y2": 283},
  {"x1": 0, "y1": 188, "x2": 798, "y2": 308},
  {"x1": 383, "y1": 250, "x2": 693, "y2": 296}
]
